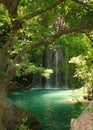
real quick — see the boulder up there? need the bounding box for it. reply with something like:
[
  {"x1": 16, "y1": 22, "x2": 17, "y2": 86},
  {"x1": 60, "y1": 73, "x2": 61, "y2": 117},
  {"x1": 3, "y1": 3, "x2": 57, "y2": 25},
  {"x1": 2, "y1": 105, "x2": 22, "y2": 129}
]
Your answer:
[
  {"x1": 70, "y1": 101, "x2": 93, "y2": 130},
  {"x1": 2, "y1": 104, "x2": 42, "y2": 130},
  {"x1": 70, "y1": 112, "x2": 93, "y2": 130}
]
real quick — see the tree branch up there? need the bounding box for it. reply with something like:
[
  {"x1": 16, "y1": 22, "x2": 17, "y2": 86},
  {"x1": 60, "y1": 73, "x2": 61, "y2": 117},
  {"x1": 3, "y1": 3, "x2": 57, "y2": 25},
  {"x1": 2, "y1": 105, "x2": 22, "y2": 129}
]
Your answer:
[
  {"x1": 23, "y1": 0, "x2": 65, "y2": 20},
  {"x1": 71, "y1": 0, "x2": 85, "y2": 5},
  {"x1": 32, "y1": 24, "x2": 93, "y2": 48},
  {"x1": 7, "y1": 0, "x2": 21, "y2": 15},
  {"x1": 0, "y1": 0, "x2": 20, "y2": 15},
  {"x1": 0, "y1": 0, "x2": 7, "y2": 5},
  {"x1": 15, "y1": 24, "x2": 93, "y2": 63},
  {"x1": 84, "y1": 32, "x2": 93, "y2": 43},
  {"x1": 13, "y1": 24, "x2": 93, "y2": 66}
]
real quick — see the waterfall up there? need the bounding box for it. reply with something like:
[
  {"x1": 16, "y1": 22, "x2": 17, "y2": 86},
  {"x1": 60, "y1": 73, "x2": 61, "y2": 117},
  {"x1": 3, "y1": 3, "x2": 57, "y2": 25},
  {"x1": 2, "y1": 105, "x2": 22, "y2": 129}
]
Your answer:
[
  {"x1": 44, "y1": 45, "x2": 68, "y2": 89},
  {"x1": 64, "y1": 49, "x2": 69, "y2": 89},
  {"x1": 55, "y1": 50, "x2": 59, "y2": 87},
  {"x1": 53, "y1": 45, "x2": 63, "y2": 88},
  {"x1": 45, "y1": 46, "x2": 53, "y2": 88},
  {"x1": 32, "y1": 45, "x2": 69, "y2": 89}
]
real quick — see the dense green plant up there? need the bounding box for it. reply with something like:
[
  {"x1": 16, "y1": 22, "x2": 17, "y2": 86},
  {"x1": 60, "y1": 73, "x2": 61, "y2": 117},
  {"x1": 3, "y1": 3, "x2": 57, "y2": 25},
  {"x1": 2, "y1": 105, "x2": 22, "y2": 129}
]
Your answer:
[
  {"x1": 14, "y1": 118, "x2": 30, "y2": 130},
  {"x1": 69, "y1": 52, "x2": 93, "y2": 99}
]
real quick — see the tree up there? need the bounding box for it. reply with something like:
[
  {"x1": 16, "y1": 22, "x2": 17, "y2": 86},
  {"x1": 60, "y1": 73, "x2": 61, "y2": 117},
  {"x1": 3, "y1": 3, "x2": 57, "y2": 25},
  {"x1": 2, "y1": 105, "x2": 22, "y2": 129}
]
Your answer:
[
  {"x1": 0, "y1": 0, "x2": 93, "y2": 129},
  {"x1": 69, "y1": 36, "x2": 93, "y2": 99}
]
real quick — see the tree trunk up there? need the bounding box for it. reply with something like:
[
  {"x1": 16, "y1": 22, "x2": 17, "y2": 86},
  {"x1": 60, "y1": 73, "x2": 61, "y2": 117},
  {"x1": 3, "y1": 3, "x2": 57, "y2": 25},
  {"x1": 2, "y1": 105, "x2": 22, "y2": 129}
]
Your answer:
[
  {"x1": 0, "y1": 89, "x2": 9, "y2": 130},
  {"x1": 0, "y1": 50, "x2": 12, "y2": 129},
  {"x1": 0, "y1": 50, "x2": 41, "y2": 129}
]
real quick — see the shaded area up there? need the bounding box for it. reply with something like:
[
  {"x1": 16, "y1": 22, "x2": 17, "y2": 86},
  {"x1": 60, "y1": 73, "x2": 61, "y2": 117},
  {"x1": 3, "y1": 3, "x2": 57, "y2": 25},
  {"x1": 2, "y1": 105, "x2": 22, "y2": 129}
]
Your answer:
[{"x1": 2, "y1": 103, "x2": 41, "y2": 130}]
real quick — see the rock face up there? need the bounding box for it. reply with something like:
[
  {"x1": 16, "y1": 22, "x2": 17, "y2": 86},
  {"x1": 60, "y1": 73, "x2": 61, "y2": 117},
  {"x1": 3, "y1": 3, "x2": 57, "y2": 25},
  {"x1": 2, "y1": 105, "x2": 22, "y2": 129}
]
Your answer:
[
  {"x1": 70, "y1": 112, "x2": 93, "y2": 130},
  {"x1": 2, "y1": 104, "x2": 41, "y2": 130},
  {"x1": 70, "y1": 101, "x2": 93, "y2": 130}
]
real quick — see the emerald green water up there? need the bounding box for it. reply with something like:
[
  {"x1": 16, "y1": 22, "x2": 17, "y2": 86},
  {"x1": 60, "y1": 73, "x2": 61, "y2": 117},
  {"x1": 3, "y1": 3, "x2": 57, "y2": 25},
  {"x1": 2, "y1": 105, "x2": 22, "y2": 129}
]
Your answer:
[{"x1": 9, "y1": 89, "x2": 86, "y2": 130}]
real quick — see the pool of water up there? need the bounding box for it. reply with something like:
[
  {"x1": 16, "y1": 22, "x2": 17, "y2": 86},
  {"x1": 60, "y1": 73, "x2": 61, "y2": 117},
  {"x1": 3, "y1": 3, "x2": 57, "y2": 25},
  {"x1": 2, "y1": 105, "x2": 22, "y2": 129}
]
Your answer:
[{"x1": 8, "y1": 89, "x2": 87, "y2": 130}]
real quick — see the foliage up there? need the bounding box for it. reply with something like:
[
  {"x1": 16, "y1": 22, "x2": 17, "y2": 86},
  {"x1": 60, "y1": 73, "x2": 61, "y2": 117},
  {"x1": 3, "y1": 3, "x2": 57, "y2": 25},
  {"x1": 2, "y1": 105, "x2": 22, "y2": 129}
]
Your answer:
[
  {"x1": 14, "y1": 117, "x2": 30, "y2": 130},
  {"x1": 0, "y1": 0, "x2": 93, "y2": 88},
  {"x1": 0, "y1": 22, "x2": 10, "y2": 48},
  {"x1": 42, "y1": 69, "x2": 53, "y2": 79},
  {"x1": 69, "y1": 53, "x2": 93, "y2": 99},
  {"x1": 69, "y1": 55, "x2": 88, "y2": 80},
  {"x1": 15, "y1": 55, "x2": 53, "y2": 79},
  {"x1": 65, "y1": 0, "x2": 93, "y2": 26}
]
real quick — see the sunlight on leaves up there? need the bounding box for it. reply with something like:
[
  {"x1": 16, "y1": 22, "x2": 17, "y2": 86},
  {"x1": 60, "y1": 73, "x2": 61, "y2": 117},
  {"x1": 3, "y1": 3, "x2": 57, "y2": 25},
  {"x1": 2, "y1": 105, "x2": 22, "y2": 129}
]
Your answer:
[{"x1": 42, "y1": 69, "x2": 53, "y2": 79}]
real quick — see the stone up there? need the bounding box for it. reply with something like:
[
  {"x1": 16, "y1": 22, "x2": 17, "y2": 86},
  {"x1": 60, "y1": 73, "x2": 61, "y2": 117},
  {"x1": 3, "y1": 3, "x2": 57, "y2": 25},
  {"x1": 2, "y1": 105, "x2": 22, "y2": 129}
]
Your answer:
[
  {"x1": 70, "y1": 100, "x2": 93, "y2": 130},
  {"x1": 70, "y1": 112, "x2": 93, "y2": 130},
  {"x1": 2, "y1": 104, "x2": 42, "y2": 130}
]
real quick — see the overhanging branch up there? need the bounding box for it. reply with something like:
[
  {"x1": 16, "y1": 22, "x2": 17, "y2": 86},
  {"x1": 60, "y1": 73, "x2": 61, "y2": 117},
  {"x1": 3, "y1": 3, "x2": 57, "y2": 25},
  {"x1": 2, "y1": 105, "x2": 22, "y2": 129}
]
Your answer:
[
  {"x1": 23, "y1": 0, "x2": 65, "y2": 20},
  {"x1": 15, "y1": 24, "x2": 93, "y2": 63},
  {"x1": 31, "y1": 24, "x2": 93, "y2": 48}
]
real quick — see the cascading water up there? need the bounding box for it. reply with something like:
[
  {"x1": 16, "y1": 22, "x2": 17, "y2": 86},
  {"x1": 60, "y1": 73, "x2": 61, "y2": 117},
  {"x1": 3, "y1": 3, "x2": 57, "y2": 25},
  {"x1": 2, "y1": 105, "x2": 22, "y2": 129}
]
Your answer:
[
  {"x1": 32, "y1": 45, "x2": 69, "y2": 89},
  {"x1": 53, "y1": 45, "x2": 63, "y2": 88},
  {"x1": 45, "y1": 46, "x2": 53, "y2": 88},
  {"x1": 64, "y1": 49, "x2": 69, "y2": 89},
  {"x1": 44, "y1": 45, "x2": 69, "y2": 89},
  {"x1": 55, "y1": 50, "x2": 59, "y2": 87}
]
